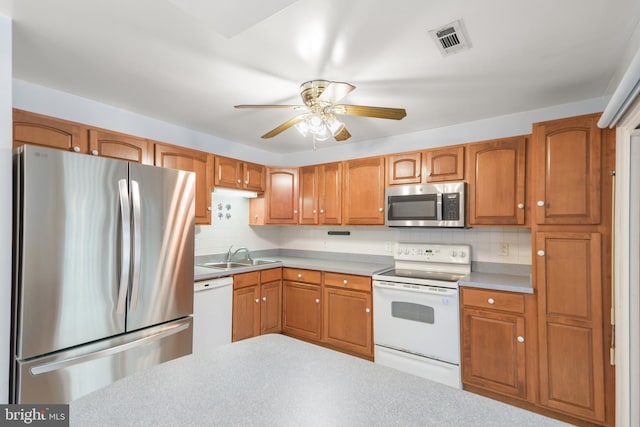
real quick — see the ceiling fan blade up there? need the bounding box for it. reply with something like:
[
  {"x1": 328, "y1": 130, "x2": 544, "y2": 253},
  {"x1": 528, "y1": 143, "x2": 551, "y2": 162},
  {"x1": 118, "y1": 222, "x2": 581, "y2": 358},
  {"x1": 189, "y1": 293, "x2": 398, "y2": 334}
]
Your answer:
[
  {"x1": 235, "y1": 104, "x2": 307, "y2": 110},
  {"x1": 317, "y1": 81, "x2": 356, "y2": 104},
  {"x1": 333, "y1": 126, "x2": 351, "y2": 142},
  {"x1": 261, "y1": 114, "x2": 310, "y2": 139},
  {"x1": 332, "y1": 104, "x2": 407, "y2": 120}
]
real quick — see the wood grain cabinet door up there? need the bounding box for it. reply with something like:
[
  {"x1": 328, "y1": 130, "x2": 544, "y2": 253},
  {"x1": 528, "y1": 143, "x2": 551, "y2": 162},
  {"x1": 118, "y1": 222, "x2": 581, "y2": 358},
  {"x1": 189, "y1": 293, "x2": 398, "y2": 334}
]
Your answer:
[
  {"x1": 299, "y1": 166, "x2": 319, "y2": 225},
  {"x1": 424, "y1": 146, "x2": 464, "y2": 182},
  {"x1": 232, "y1": 285, "x2": 260, "y2": 342},
  {"x1": 386, "y1": 151, "x2": 422, "y2": 185},
  {"x1": 535, "y1": 232, "x2": 606, "y2": 423},
  {"x1": 214, "y1": 155, "x2": 242, "y2": 188},
  {"x1": 260, "y1": 280, "x2": 282, "y2": 334},
  {"x1": 88, "y1": 129, "x2": 150, "y2": 163},
  {"x1": 461, "y1": 307, "x2": 526, "y2": 399},
  {"x1": 282, "y1": 281, "x2": 321, "y2": 340},
  {"x1": 467, "y1": 136, "x2": 526, "y2": 225},
  {"x1": 533, "y1": 114, "x2": 602, "y2": 225},
  {"x1": 342, "y1": 157, "x2": 385, "y2": 225},
  {"x1": 322, "y1": 286, "x2": 372, "y2": 357},
  {"x1": 265, "y1": 168, "x2": 299, "y2": 224},
  {"x1": 153, "y1": 143, "x2": 213, "y2": 224},
  {"x1": 13, "y1": 109, "x2": 88, "y2": 153},
  {"x1": 319, "y1": 162, "x2": 342, "y2": 225},
  {"x1": 243, "y1": 162, "x2": 265, "y2": 192}
]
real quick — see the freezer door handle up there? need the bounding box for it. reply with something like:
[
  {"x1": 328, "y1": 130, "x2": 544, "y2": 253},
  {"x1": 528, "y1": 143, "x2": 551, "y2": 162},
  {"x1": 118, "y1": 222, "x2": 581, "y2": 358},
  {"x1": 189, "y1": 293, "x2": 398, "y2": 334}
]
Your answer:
[
  {"x1": 130, "y1": 180, "x2": 142, "y2": 311},
  {"x1": 116, "y1": 179, "x2": 131, "y2": 314},
  {"x1": 29, "y1": 320, "x2": 191, "y2": 376}
]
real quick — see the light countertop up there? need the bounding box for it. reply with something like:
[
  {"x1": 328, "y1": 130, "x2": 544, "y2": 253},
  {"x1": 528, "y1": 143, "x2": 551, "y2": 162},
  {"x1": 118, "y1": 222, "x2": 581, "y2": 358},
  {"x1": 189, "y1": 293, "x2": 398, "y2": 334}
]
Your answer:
[{"x1": 459, "y1": 271, "x2": 533, "y2": 294}]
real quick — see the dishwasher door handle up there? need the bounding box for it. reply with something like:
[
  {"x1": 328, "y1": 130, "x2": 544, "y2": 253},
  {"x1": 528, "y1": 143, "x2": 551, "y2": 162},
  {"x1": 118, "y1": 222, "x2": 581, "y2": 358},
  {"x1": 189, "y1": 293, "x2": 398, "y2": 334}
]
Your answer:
[{"x1": 194, "y1": 277, "x2": 233, "y2": 292}]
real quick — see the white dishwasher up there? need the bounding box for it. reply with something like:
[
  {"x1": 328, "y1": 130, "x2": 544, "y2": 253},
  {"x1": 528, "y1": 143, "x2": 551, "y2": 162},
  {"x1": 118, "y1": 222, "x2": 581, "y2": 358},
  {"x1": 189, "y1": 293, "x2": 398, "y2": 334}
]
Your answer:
[{"x1": 193, "y1": 276, "x2": 233, "y2": 356}]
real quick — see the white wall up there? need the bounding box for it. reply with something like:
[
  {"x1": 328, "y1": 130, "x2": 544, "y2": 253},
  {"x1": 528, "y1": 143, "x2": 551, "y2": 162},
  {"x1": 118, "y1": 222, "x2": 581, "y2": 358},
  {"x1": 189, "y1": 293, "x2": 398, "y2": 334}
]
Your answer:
[{"x1": 1, "y1": 15, "x2": 12, "y2": 404}]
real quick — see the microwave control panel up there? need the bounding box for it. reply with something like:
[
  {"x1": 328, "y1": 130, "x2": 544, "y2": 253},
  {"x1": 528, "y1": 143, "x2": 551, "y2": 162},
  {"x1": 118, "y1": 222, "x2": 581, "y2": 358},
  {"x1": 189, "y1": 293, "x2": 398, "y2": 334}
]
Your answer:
[{"x1": 442, "y1": 193, "x2": 460, "y2": 220}]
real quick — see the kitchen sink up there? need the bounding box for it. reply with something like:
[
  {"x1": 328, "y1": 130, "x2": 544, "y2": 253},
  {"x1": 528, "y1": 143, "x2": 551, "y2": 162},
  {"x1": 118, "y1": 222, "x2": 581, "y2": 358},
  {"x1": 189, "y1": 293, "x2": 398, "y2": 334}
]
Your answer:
[{"x1": 199, "y1": 259, "x2": 279, "y2": 270}]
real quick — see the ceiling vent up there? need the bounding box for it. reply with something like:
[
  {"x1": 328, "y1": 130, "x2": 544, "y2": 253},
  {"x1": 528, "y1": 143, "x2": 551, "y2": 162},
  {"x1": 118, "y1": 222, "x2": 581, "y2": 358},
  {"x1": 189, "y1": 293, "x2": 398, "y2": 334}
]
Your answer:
[{"x1": 429, "y1": 19, "x2": 471, "y2": 57}]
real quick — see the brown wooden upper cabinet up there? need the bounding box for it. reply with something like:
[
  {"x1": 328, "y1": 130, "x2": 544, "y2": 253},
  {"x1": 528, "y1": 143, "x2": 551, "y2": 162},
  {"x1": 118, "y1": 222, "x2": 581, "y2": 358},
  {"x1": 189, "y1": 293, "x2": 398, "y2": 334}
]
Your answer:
[
  {"x1": 88, "y1": 129, "x2": 151, "y2": 163},
  {"x1": 265, "y1": 167, "x2": 299, "y2": 224},
  {"x1": 153, "y1": 142, "x2": 213, "y2": 225},
  {"x1": 13, "y1": 109, "x2": 89, "y2": 154},
  {"x1": 386, "y1": 146, "x2": 464, "y2": 186},
  {"x1": 214, "y1": 155, "x2": 265, "y2": 192},
  {"x1": 343, "y1": 156, "x2": 385, "y2": 225},
  {"x1": 466, "y1": 136, "x2": 527, "y2": 226},
  {"x1": 532, "y1": 114, "x2": 602, "y2": 225},
  {"x1": 299, "y1": 163, "x2": 343, "y2": 225}
]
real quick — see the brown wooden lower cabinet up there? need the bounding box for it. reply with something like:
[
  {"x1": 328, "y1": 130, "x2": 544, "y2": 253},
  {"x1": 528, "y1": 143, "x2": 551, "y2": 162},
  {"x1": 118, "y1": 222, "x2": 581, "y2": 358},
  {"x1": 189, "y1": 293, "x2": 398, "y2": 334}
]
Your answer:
[
  {"x1": 282, "y1": 280, "x2": 322, "y2": 340},
  {"x1": 232, "y1": 268, "x2": 282, "y2": 342},
  {"x1": 322, "y1": 285, "x2": 372, "y2": 358}
]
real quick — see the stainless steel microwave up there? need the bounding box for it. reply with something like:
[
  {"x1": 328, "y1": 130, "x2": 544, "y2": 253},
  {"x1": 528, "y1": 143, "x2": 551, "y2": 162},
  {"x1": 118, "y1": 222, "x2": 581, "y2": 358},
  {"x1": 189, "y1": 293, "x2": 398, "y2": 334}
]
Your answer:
[{"x1": 385, "y1": 181, "x2": 466, "y2": 227}]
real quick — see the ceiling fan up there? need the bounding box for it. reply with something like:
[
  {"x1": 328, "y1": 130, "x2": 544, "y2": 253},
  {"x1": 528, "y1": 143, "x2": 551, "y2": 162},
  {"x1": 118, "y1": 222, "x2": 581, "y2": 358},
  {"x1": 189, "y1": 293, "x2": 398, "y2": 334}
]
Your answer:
[{"x1": 234, "y1": 80, "x2": 407, "y2": 144}]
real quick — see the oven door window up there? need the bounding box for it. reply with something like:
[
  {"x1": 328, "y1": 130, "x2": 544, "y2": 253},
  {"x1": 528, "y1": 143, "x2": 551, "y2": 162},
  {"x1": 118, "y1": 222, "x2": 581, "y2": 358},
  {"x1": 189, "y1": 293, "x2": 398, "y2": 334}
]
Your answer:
[
  {"x1": 391, "y1": 301, "x2": 434, "y2": 324},
  {"x1": 387, "y1": 194, "x2": 438, "y2": 221}
]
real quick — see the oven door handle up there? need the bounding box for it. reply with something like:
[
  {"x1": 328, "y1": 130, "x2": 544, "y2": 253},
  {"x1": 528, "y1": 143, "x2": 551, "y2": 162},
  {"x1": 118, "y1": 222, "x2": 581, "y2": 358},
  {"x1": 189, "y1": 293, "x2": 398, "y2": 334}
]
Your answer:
[{"x1": 373, "y1": 281, "x2": 458, "y2": 297}]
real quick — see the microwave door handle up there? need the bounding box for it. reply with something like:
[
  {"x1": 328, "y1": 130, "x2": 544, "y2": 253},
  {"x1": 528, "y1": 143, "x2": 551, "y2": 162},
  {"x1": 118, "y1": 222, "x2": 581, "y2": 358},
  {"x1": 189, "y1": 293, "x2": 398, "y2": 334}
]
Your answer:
[{"x1": 436, "y1": 193, "x2": 443, "y2": 220}]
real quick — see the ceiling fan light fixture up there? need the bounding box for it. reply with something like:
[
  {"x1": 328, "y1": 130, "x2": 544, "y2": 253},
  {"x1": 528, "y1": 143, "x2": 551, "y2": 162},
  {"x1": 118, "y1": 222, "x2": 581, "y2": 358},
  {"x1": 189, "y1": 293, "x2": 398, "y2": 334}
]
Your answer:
[
  {"x1": 325, "y1": 114, "x2": 345, "y2": 136},
  {"x1": 294, "y1": 120, "x2": 310, "y2": 136}
]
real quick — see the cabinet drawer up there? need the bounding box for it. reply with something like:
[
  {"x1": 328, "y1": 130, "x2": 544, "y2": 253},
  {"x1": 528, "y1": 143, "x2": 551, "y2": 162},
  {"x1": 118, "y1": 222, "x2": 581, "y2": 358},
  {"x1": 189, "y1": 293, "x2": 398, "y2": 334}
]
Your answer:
[
  {"x1": 234, "y1": 271, "x2": 260, "y2": 289},
  {"x1": 462, "y1": 288, "x2": 525, "y2": 313},
  {"x1": 282, "y1": 268, "x2": 322, "y2": 284},
  {"x1": 261, "y1": 267, "x2": 282, "y2": 283},
  {"x1": 324, "y1": 272, "x2": 371, "y2": 292}
]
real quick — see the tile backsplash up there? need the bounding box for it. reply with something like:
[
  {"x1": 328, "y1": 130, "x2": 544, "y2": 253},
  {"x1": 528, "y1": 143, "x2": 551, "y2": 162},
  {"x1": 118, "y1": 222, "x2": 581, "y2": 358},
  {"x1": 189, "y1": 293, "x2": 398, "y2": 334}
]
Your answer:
[{"x1": 195, "y1": 194, "x2": 532, "y2": 265}]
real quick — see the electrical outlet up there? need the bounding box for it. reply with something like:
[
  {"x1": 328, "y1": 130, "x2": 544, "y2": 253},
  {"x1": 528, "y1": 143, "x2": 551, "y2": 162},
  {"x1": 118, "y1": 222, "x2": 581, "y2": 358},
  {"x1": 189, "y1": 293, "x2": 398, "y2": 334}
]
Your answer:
[{"x1": 498, "y1": 242, "x2": 509, "y2": 256}]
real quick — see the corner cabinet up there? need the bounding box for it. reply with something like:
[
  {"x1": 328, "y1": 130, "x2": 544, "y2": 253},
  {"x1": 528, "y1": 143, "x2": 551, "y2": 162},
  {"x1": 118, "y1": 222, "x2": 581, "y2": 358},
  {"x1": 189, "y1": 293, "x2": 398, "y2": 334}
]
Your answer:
[
  {"x1": 232, "y1": 268, "x2": 282, "y2": 341},
  {"x1": 467, "y1": 136, "x2": 527, "y2": 225},
  {"x1": 343, "y1": 157, "x2": 385, "y2": 225},
  {"x1": 533, "y1": 114, "x2": 601, "y2": 225},
  {"x1": 153, "y1": 142, "x2": 213, "y2": 224},
  {"x1": 265, "y1": 167, "x2": 299, "y2": 224}
]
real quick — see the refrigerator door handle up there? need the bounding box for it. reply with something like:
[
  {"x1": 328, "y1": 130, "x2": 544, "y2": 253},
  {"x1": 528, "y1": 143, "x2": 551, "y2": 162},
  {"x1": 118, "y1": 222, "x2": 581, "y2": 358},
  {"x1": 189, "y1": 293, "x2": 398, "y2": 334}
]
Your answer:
[
  {"x1": 116, "y1": 179, "x2": 131, "y2": 314},
  {"x1": 130, "y1": 180, "x2": 142, "y2": 311},
  {"x1": 29, "y1": 320, "x2": 191, "y2": 376}
]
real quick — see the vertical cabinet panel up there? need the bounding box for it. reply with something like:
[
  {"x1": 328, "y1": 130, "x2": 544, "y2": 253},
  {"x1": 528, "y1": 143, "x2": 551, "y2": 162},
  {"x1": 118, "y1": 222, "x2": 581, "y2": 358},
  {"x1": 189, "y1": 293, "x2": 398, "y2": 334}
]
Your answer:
[
  {"x1": 299, "y1": 166, "x2": 319, "y2": 225},
  {"x1": 260, "y1": 279, "x2": 282, "y2": 334},
  {"x1": 282, "y1": 281, "x2": 321, "y2": 340},
  {"x1": 343, "y1": 157, "x2": 385, "y2": 225},
  {"x1": 533, "y1": 115, "x2": 601, "y2": 225},
  {"x1": 319, "y1": 162, "x2": 342, "y2": 225},
  {"x1": 536, "y1": 232, "x2": 605, "y2": 423},
  {"x1": 265, "y1": 168, "x2": 299, "y2": 224},
  {"x1": 467, "y1": 136, "x2": 526, "y2": 225},
  {"x1": 322, "y1": 287, "x2": 372, "y2": 357},
  {"x1": 232, "y1": 285, "x2": 260, "y2": 342}
]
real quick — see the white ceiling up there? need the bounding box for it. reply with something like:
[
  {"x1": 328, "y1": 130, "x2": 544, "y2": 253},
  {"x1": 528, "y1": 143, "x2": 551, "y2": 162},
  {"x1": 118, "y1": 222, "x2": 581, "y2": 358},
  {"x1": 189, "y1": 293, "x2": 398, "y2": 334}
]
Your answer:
[{"x1": 1, "y1": 0, "x2": 639, "y2": 153}]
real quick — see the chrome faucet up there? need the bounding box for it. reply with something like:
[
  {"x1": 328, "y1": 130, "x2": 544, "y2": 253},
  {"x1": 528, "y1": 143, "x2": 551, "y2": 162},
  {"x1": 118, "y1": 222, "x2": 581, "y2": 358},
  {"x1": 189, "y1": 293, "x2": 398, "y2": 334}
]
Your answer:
[{"x1": 224, "y1": 245, "x2": 252, "y2": 262}]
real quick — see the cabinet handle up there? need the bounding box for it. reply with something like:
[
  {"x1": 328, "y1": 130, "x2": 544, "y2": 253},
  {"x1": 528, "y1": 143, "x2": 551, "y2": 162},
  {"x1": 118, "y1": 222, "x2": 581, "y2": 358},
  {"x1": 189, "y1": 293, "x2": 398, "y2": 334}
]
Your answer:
[
  {"x1": 343, "y1": 279, "x2": 348, "y2": 285},
  {"x1": 487, "y1": 298, "x2": 495, "y2": 304},
  {"x1": 517, "y1": 203, "x2": 524, "y2": 209},
  {"x1": 208, "y1": 206, "x2": 212, "y2": 211},
  {"x1": 365, "y1": 308, "x2": 371, "y2": 313},
  {"x1": 416, "y1": 173, "x2": 420, "y2": 178},
  {"x1": 297, "y1": 273, "x2": 302, "y2": 278},
  {"x1": 294, "y1": 210, "x2": 298, "y2": 214},
  {"x1": 426, "y1": 170, "x2": 432, "y2": 177},
  {"x1": 378, "y1": 207, "x2": 383, "y2": 212},
  {"x1": 537, "y1": 200, "x2": 545, "y2": 207},
  {"x1": 517, "y1": 336, "x2": 525, "y2": 343},
  {"x1": 91, "y1": 149, "x2": 99, "y2": 156},
  {"x1": 315, "y1": 298, "x2": 320, "y2": 304},
  {"x1": 254, "y1": 215, "x2": 259, "y2": 220},
  {"x1": 313, "y1": 209, "x2": 317, "y2": 214},
  {"x1": 237, "y1": 179, "x2": 241, "y2": 184},
  {"x1": 537, "y1": 250, "x2": 545, "y2": 256},
  {"x1": 72, "y1": 146, "x2": 80, "y2": 153},
  {"x1": 262, "y1": 296, "x2": 266, "y2": 302},
  {"x1": 320, "y1": 209, "x2": 324, "y2": 213},
  {"x1": 244, "y1": 180, "x2": 249, "y2": 185},
  {"x1": 255, "y1": 298, "x2": 259, "y2": 303}
]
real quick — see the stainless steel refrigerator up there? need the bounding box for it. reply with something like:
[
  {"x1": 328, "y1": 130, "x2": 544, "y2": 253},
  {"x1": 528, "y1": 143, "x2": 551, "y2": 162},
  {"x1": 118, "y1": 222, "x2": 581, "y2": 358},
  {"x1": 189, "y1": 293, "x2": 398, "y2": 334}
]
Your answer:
[{"x1": 11, "y1": 145, "x2": 195, "y2": 403}]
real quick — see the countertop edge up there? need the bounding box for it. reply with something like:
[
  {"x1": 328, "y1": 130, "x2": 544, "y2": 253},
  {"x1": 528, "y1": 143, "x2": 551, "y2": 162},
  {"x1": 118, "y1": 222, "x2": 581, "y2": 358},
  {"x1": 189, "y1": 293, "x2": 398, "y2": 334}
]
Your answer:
[{"x1": 459, "y1": 272, "x2": 534, "y2": 294}]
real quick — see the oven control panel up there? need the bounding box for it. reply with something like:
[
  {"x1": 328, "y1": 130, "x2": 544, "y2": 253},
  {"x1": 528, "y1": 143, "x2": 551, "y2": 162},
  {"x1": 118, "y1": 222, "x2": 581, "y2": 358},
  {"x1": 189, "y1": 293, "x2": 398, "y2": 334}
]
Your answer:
[{"x1": 393, "y1": 243, "x2": 471, "y2": 264}]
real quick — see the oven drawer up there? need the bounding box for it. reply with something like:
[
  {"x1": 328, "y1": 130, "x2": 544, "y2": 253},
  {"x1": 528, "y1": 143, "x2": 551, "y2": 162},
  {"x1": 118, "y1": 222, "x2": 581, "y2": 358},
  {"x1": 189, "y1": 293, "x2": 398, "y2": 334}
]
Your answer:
[
  {"x1": 461, "y1": 288, "x2": 525, "y2": 313},
  {"x1": 324, "y1": 272, "x2": 371, "y2": 292},
  {"x1": 283, "y1": 268, "x2": 322, "y2": 284}
]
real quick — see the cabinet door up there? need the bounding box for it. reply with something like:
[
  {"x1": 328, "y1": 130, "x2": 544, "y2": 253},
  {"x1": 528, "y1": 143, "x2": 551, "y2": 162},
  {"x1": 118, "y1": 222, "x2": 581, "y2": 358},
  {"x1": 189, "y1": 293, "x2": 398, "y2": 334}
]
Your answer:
[
  {"x1": 282, "y1": 281, "x2": 321, "y2": 340},
  {"x1": 343, "y1": 157, "x2": 385, "y2": 225},
  {"x1": 232, "y1": 285, "x2": 260, "y2": 342},
  {"x1": 461, "y1": 307, "x2": 526, "y2": 399},
  {"x1": 319, "y1": 162, "x2": 342, "y2": 225},
  {"x1": 13, "y1": 109, "x2": 88, "y2": 153},
  {"x1": 322, "y1": 287, "x2": 372, "y2": 357},
  {"x1": 386, "y1": 151, "x2": 422, "y2": 185},
  {"x1": 424, "y1": 146, "x2": 464, "y2": 182},
  {"x1": 88, "y1": 129, "x2": 150, "y2": 163},
  {"x1": 214, "y1": 156, "x2": 242, "y2": 188},
  {"x1": 260, "y1": 280, "x2": 282, "y2": 334},
  {"x1": 243, "y1": 162, "x2": 265, "y2": 192},
  {"x1": 154, "y1": 143, "x2": 213, "y2": 224},
  {"x1": 467, "y1": 136, "x2": 526, "y2": 225},
  {"x1": 535, "y1": 232, "x2": 605, "y2": 423},
  {"x1": 299, "y1": 166, "x2": 319, "y2": 225},
  {"x1": 265, "y1": 168, "x2": 299, "y2": 224},
  {"x1": 533, "y1": 114, "x2": 601, "y2": 225}
]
